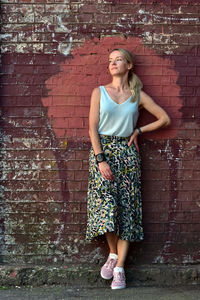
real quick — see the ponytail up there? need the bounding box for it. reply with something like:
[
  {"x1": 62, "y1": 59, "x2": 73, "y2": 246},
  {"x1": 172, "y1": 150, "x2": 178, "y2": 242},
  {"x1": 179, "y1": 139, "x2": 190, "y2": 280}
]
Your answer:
[{"x1": 128, "y1": 70, "x2": 143, "y2": 103}]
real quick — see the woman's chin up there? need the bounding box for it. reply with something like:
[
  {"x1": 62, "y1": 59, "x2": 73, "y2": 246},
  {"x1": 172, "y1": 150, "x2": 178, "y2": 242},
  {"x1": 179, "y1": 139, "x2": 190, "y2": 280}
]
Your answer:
[{"x1": 110, "y1": 69, "x2": 127, "y2": 76}]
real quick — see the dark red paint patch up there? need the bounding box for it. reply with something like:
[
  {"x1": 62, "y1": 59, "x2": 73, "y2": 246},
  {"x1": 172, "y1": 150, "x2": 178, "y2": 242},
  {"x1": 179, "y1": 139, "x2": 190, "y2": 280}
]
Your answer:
[{"x1": 42, "y1": 36, "x2": 182, "y2": 141}]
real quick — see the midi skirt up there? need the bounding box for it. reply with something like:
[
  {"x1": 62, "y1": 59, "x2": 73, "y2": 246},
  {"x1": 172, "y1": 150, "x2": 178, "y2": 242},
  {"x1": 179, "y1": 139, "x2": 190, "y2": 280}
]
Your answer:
[{"x1": 86, "y1": 135, "x2": 144, "y2": 242}]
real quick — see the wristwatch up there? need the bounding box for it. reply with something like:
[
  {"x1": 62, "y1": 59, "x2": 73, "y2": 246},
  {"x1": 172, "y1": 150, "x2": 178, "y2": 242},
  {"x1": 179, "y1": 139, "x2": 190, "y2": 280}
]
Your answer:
[
  {"x1": 137, "y1": 127, "x2": 143, "y2": 134},
  {"x1": 95, "y1": 153, "x2": 106, "y2": 164}
]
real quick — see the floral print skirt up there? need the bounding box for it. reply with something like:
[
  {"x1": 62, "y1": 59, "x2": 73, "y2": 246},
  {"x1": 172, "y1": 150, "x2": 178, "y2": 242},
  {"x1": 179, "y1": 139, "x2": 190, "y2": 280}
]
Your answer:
[{"x1": 86, "y1": 135, "x2": 144, "y2": 242}]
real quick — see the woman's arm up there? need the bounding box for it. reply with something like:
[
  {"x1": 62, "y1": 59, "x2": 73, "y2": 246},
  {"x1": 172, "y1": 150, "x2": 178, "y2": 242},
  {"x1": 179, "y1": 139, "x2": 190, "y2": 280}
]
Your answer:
[
  {"x1": 89, "y1": 87, "x2": 114, "y2": 181},
  {"x1": 128, "y1": 90, "x2": 171, "y2": 147},
  {"x1": 138, "y1": 90, "x2": 171, "y2": 132},
  {"x1": 88, "y1": 87, "x2": 102, "y2": 155}
]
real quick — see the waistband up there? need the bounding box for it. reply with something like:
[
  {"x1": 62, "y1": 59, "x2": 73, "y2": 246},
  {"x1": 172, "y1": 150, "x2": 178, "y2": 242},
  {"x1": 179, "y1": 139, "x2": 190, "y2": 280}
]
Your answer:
[{"x1": 99, "y1": 134, "x2": 130, "y2": 141}]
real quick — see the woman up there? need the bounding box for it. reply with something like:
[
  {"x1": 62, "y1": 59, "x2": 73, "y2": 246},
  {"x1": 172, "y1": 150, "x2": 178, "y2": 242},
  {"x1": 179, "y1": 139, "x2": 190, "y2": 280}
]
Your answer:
[{"x1": 86, "y1": 48, "x2": 171, "y2": 289}]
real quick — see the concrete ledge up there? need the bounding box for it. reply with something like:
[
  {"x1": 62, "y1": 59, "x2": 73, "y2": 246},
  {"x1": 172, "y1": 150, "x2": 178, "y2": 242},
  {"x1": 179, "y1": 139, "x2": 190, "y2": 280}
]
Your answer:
[{"x1": 0, "y1": 264, "x2": 200, "y2": 287}]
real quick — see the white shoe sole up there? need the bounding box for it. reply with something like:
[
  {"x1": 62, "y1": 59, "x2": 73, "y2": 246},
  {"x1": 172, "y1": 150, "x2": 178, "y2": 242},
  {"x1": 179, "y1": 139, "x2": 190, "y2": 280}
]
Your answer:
[
  {"x1": 111, "y1": 285, "x2": 126, "y2": 290},
  {"x1": 100, "y1": 270, "x2": 113, "y2": 280}
]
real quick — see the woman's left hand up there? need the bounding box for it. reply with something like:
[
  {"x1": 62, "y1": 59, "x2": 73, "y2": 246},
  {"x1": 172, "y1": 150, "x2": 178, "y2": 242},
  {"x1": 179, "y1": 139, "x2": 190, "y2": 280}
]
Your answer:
[{"x1": 128, "y1": 130, "x2": 139, "y2": 152}]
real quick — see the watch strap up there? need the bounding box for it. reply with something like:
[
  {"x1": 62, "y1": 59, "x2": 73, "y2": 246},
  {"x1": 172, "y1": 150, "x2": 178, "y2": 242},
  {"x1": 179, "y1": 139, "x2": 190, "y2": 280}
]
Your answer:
[{"x1": 95, "y1": 153, "x2": 106, "y2": 164}]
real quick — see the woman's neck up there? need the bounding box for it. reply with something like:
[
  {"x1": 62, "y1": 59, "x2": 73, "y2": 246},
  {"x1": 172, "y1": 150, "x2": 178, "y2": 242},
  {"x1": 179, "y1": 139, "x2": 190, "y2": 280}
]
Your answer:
[{"x1": 110, "y1": 75, "x2": 129, "y2": 91}]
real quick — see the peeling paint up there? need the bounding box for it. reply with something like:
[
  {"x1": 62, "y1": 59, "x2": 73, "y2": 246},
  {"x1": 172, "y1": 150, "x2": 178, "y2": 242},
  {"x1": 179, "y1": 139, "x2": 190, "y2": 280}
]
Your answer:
[
  {"x1": 58, "y1": 36, "x2": 73, "y2": 56},
  {"x1": 57, "y1": 15, "x2": 71, "y2": 33},
  {"x1": 0, "y1": 33, "x2": 13, "y2": 40},
  {"x1": 55, "y1": 223, "x2": 65, "y2": 245},
  {"x1": 83, "y1": 247, "x2": 104, "y2": 264},
  {"x1": 182, "y1": 254, "x2": 196, "y2": 264},
  {"x1": 138, "y1": 9, "x2": 200, "y2": 23}
]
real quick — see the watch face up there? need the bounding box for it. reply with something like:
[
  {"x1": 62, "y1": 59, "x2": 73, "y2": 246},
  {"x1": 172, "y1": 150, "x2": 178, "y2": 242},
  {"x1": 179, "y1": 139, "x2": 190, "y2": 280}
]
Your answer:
[{"x1": 96, "y1": 153, "x2": 105, "y2": 163}]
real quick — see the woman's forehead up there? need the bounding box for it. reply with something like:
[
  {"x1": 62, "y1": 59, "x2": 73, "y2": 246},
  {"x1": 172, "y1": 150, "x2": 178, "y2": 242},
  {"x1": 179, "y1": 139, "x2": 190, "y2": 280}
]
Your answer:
[{"x1": 109, "y1": 51, "x2": 125, "y2": 59}]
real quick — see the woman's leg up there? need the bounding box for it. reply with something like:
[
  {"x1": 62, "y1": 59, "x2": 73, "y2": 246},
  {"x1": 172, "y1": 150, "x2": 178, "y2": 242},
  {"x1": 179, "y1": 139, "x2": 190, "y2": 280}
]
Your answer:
[
  {"x1": 105, "y1": 233, "x2": 129, "y2": 267},
  {"x1": 111, "y1": 239, "x2": 129, "y2": 290},
  {"x1": 116, "y1": 239, "x2": 129, "y2": 267},
  {"x1": 101, "y1": 232, "x2": 119, "y2": 280},
  {"x1": 105, "y1": 232, "x2": 119, "y2": 254}
]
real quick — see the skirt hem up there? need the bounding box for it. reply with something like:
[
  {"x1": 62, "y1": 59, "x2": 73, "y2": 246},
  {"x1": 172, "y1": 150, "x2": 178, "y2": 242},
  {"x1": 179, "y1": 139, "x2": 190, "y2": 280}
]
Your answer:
[{"x1": 85, "y1": 228, "x2": 144, "y2": 243}]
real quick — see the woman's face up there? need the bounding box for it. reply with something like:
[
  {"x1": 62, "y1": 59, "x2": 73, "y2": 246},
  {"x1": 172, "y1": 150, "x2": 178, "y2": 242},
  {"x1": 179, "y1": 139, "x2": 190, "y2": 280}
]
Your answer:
[{"x1": 108, "y1": 50, "x2": 132, "y2": 76}]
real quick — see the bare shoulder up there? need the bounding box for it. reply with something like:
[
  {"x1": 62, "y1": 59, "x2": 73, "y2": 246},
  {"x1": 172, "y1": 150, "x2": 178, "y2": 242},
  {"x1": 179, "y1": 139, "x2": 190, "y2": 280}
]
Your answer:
[
  {"x1": 90, "y1": 86, "x2": 101, "y2": 106},
  {"x1": 91, "y1": 86, "x2": 101, "y2": 97}
]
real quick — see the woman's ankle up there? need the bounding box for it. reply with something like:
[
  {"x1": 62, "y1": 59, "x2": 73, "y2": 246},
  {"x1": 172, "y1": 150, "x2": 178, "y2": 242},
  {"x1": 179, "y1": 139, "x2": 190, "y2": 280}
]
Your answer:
[
  {"x1": 115, "y1": 263, "x2": 124, "y2": 268},
  {"x1": 114, "y1": 266, "x2": 124, "y2": 272},
  {"x1": 109, "y1": 253, "x2": 118, "y2": 260}
]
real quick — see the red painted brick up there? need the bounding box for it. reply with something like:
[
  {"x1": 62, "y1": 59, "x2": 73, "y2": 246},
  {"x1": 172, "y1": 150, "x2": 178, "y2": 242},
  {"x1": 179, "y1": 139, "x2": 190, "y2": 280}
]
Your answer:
[
  {"x1": 142, "y1": 75, "x2": 171, "y2": 86},
  {"x1": 75, "y1": 150, "x2": 89, "y2": 160},
  {"x1": 143, "y1": 85, "x2": 163, "y2": 96},
  {"x1": 180, "y1": 87, "x2": 195, "y2": 96},
  {"x1": 51, "y1": 118, "x2": 69, "y2": 128},
  {"x1": 163, "y1": 86, "x2": 180, "y2": 96},
  {"x1": 176, "y1": 212, "x2": 193, "y2": 223},
  {"x1": 79, "y1": 4, "x2": 110, "y2": 14},
  {"x1": 144, "y1": 223, "x2": 165, "y2": 233},
  {"x1": 189, "y1": 35, "x2": 200, "y2": 45},
  {"x1": 74, "y1": 106, "x2": 90, "y2": 117},
  {"x1": 187, "y1": 76, "x2": 200, "y2": 86},
  {"x1": 81, "y1": 180, "x2": 89, "y2": 192},
  {"x1": 170, "y1": 35, "x2": 188, "y2": 45},
  {"x1": 188, "y1": 56, "x2": 200, "y2": 66},
  {"x1": 163, "y1": 24, "x2": 199, "y2": 34},
  {"x1": 73, "y1": 212, "x2": 87, "y2": 223},
  {"x1": 70, "y1": 191, "x2": 87, "y2": 202},
  {"x1": 2, "y1": 106, "x2": 41, "y2": 117},
  {"x1": 75, "y1": 128, "x2": 89, "y2": 138},
  {"x1": 180, "y1": 224, "x2": 200, "y2": 233},
  {"x1": 74, "y1": 170, "x2": 89, "y2": 181},
  {"x1": 68, "y1": 118, "x2": 84, "y2": 129},
  {"x1": 171, "y1": 75, "x2": 186, "y2": 85},
  {"x1": 48, "y1": 106, "x2": 75, "y2": 117},
  {"x1": 181, "y1": 201, "x2": 200, "y2": 212},
  {"x1": 65, "y1": 160, "x2": 82, "y2": 170},
  {"x1": 68, "y1": 202, "x2": 80, "y2": 213},
  {"x1": 82, "y1": 160, "x2": 89, "y2": 170},
  {"x1": 137, "y1": 65, "x2": 163, "y2": 76},
  {"x1": 192, "y1": 212, "x2": 200, "y2": 223}
]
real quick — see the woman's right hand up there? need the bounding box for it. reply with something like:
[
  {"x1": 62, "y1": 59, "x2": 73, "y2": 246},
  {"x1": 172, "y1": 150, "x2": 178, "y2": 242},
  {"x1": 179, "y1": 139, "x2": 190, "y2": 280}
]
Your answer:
[{"x1": 98, "y1": 161, "x2": 114, "y2": 181}]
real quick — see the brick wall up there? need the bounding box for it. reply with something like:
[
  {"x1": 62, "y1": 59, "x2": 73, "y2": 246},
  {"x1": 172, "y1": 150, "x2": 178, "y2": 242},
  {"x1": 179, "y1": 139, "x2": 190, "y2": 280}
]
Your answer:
[{"x1": 1, "y1": 0, "x2": 200, "y2": 265}]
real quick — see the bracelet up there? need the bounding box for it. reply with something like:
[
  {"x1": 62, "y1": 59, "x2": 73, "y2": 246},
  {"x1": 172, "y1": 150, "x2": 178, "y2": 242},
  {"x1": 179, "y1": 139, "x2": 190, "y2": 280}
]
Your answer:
[
  {"x1": 137, "y1": 127, "x2": 142, "y2": 134},
  {"x1": 95, "y1": 153, "x2": 106, "y2": 164}
]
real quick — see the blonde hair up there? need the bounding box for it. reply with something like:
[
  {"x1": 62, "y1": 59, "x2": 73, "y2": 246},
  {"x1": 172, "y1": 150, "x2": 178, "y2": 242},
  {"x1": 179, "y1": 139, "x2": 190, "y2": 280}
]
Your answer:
[{"x1": 110, "y1": 48, "x2": 143, "y2": 103}]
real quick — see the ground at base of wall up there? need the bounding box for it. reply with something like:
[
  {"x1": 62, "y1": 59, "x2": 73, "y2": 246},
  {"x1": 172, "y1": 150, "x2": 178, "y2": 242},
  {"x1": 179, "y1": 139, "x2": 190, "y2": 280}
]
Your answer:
[
  {"x1": 1, "y1": 285, "x2": 200, "y2": 300},
  {"x1": 0, "y1": 264, "x2": 200, "y2": 287}
]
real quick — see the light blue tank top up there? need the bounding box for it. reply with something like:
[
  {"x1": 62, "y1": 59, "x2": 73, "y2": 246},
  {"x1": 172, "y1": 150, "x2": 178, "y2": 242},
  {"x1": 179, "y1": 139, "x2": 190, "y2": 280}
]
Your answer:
[{"x1": 98, "y1": 86, "x2": 139, "y2": 137}]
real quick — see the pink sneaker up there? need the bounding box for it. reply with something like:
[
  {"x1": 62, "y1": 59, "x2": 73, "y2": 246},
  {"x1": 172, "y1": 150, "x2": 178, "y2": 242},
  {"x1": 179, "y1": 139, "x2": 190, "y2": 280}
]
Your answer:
[
  {"x1": 100, "y1": 256, "x2": 118, "y2": 280},
  {"x1": 111, "y1": 268, "x2": 126, "y2": 289}
]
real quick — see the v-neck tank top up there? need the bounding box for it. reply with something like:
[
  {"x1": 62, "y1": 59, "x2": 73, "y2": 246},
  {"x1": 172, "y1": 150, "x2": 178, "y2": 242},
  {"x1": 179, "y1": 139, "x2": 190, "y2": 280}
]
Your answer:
[{"x1": 98, "y1": 86, "x2": 139, "y2": 137}]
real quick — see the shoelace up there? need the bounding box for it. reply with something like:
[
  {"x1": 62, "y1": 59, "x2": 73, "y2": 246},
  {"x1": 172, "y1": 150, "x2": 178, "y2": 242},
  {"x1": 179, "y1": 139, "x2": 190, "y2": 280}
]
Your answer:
[
  {"x1": 105, "y1": 258, "x2": 116, "y2": 269},
  {"x1": 113, "y1": 271, "x2": 125, "y2": 283}
]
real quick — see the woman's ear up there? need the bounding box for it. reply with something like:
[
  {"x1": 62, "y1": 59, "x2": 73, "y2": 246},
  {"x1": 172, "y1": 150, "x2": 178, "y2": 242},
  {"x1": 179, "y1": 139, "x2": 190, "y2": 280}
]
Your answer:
[{"x1": 128, "y1": 63, "x2": 133, "y2": 70}]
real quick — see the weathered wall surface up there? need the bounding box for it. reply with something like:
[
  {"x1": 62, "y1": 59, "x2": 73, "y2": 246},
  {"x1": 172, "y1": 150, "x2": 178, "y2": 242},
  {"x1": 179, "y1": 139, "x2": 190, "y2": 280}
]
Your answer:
[{"x1": 0, "y1": 0, "x2": 200, "y2": 266}]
